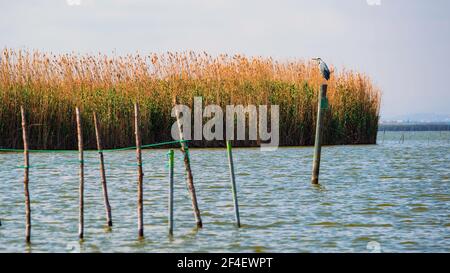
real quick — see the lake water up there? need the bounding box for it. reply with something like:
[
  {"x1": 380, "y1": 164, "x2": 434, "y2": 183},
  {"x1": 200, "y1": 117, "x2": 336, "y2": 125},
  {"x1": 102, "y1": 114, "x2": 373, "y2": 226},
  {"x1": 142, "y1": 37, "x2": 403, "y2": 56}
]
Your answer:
[{"x1": 0, "y1": 131, "x2": 449, "y2": 252}]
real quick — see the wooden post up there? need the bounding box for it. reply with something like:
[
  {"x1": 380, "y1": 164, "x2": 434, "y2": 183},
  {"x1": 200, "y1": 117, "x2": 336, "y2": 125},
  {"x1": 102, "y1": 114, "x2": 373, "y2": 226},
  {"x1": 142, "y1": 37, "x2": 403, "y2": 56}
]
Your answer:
[
  {"x1": 93, "y1": 112, "x2": 112, "y2": 227},
  {"x1": 134, "y1": 103, "x2": 144, "y2": 238},
  {"x1": 226, "y1": 140, "x2": 241, "y2": 227},
  {"x1": 75, "y1": 107, "x2": 84, "y2": 240},
  {"x1": 311, "y1": 84, "x2": 327, "y2": 184},
  {"x1": 21, "y1": 106, "x2": 31, "y2": 244},
  {"x1": 173, "y1": 97, "x2": 203, "y2": 228},
  {"x1": 168, "y1": 149, "x2": 174, "y2": 236}
]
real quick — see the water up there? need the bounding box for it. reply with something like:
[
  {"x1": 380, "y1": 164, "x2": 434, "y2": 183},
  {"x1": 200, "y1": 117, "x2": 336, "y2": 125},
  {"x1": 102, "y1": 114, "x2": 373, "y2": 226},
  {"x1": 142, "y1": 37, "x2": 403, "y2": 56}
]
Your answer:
[{"x1": 0, "y1": 131, "x2": 449, "y2": 253}]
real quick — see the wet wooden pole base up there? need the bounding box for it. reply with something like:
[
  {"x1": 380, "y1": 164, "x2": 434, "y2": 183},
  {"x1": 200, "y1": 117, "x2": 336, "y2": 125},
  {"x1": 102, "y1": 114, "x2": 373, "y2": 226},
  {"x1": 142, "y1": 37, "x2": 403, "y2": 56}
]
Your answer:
[
  {"x1": 21, "y1": 106, "x2": 31, "y2": 243},
  {"x1": 134, "y1": 103, "x2": 144, "y2": 238},
  {"x1": 76, "y1": 107, "x2": 84, "y2": 239},
  {"x1": 93, "y1": 112, "x2": 113, "y2": 227},
  {"x1": 226, "y1": 140, "x2": 241, "y2": 227},
  {"x1": 168, "y1": 149, "x2": 174, "y2": 236},
  {"x1": 173, "y1": 97, "x2": 203, "y2": 228},
  {"x1": 311, "y1": 84, "x2": 327, "y2": 185}
]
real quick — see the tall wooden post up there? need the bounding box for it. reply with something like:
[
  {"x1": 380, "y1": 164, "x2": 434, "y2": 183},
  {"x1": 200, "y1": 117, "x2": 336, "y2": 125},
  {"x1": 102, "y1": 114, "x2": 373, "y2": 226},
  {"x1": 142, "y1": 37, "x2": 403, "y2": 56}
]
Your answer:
[
  {"x1": 226, "y1": 140, "x2": 241, "y2": 227},
  {"x1": 134, "y1": 103, "x2": 144, "y2": 238},
  {"x1": 173, "y1": 97, "x2": 202, "y2": 228},
  {"x1": 21, "y1": 106, "x2": 31, "y2": 243},
  {"x1": 311, "y1": 84, "x2": 327, "y2": 184},
  {"x1": 75, "y1": 107, "x2": 84, "y2": 239},
  {"x1": 168, "y1": 149, "x2": 174, "y2": 236},
  {"x1": 93, "y1": 112, "x2": 112, "y2": 227}
]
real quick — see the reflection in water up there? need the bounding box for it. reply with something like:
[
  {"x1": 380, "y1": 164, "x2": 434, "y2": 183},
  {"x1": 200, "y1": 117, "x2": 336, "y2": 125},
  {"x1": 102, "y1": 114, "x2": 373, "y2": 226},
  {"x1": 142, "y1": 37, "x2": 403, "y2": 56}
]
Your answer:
[{"x1": 0, "y1": 131, "x2": 449, "y2": 252}]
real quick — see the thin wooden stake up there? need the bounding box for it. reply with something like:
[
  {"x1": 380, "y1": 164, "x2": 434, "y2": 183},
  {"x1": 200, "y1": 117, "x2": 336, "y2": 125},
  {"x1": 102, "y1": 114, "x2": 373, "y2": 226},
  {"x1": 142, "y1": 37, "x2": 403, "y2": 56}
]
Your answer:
[
  {"x1": 168, "y1": 149, "x2": 174, "y2": 236},
  {"x1": 21, "y1": 106, "x2": 31, "y2": 243},
  {"x1": 75, "y1": 107, "x2": 84, "y2": 239},
  {"x1": 134, "y1": 103, "x2": 144, "y2": 238},
  {"x1": 173, "y1": 97, "x2": 203, "y2": 228},
  {"x1": 311, "y1": 84, "x2": 327, "y2": 184},
  {"x1": 226, "y1": 140, "x2": 241, "y2": 228},
  {"x1": 93, "y1": 112, "x2": 112, "y2": 227}
]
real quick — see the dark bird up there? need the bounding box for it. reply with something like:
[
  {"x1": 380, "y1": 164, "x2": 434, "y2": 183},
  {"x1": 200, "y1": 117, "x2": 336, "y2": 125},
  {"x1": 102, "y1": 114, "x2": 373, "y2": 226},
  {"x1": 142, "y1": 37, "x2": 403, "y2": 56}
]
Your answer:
[{"x1": 312, "y1": 57, "x2": 330, "y2": 81}]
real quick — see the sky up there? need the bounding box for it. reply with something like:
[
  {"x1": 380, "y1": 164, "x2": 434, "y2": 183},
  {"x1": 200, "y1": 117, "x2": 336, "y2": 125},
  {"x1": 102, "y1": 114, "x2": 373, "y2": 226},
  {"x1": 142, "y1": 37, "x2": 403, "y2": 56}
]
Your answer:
[{"x1": 1, "y1": 0, "x2": 449, "y2": 119}]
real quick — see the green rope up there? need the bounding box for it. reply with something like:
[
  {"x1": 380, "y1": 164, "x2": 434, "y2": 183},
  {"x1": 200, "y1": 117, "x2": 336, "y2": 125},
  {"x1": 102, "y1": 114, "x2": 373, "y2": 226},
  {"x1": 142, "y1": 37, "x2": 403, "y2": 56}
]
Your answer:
[
  {"x1": 2, "y1": 139, "x2": 190, "y2": 169},
  {"x1": 0, "y1": 139, "x2": 189, "y2": 154},
  {"x1": 17, "y1": 164, "x2": 52, "y2": 169}
]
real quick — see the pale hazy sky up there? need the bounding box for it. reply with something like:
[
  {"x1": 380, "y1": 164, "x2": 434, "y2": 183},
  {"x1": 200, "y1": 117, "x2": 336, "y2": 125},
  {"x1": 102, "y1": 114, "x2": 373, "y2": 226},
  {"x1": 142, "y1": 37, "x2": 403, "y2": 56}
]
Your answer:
[{"x1": 1, "y1": 0, "x2": 449, "y2": 118}]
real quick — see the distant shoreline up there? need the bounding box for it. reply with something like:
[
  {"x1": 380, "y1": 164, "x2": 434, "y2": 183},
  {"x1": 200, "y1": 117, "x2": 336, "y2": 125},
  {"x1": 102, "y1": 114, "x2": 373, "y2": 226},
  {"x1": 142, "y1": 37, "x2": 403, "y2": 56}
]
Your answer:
[{"x1": 379, "y1": 123, "x2": 450, "y2": 131}]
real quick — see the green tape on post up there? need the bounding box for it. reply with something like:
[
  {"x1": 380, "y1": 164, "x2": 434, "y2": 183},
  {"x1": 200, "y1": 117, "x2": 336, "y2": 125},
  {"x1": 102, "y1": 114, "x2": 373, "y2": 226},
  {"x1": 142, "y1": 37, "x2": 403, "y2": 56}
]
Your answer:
[
  {"x1": 321, "y1": 97, "x2": 329, "y2": 110},
  {"x1": 168, "y1": 149, "x2": 174, "y2": 167},
  {"x1": 184, "y1": 144, "x2": 191, "y2": 164},
  {"x1": 226, "y1": 140, "x2": 232, "y2": 153}
]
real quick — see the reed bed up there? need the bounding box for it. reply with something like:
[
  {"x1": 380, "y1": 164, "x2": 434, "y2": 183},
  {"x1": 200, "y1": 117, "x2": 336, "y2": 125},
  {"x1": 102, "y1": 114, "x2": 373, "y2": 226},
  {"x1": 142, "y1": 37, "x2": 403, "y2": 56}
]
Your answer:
[{"x1": 0, "y1": 49, "x2": 380, "y2": 149}]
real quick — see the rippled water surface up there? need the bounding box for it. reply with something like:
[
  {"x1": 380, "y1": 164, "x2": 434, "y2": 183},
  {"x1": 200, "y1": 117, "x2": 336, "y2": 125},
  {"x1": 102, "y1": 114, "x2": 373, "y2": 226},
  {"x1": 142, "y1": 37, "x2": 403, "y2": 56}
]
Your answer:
[{"x1": 1, "y1": 131, "x2": 449, "y2": 252}]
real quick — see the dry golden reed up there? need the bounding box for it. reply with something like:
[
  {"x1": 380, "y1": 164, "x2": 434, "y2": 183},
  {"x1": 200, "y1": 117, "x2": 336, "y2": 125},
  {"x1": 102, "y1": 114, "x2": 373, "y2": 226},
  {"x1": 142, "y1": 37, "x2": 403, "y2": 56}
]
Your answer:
[{"x1": 0, "y1": 48, "x2": 380, "y2": 149}]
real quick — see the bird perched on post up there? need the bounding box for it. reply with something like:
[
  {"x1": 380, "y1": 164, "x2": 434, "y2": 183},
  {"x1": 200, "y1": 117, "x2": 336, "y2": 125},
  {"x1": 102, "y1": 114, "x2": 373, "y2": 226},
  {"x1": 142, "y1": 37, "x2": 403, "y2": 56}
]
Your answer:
[{"x1": 312, "y1": 58, "x2": 330, "y2": 81}]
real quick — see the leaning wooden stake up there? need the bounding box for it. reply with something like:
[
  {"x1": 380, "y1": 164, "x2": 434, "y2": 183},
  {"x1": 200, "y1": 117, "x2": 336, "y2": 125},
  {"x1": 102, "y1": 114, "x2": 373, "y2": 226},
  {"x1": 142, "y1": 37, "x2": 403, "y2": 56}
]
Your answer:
[
  {"x1": 75, "y1": 107, "x2": 84, "y2": 239},
  {"x1": 226, "y1": 140, "x2": 241, "y2": 227},
  {"x1": 93, "y1": 112, "x2": 113, "y2": 227},
  {"x1": 134, "y1": 103, "x2": 144, "y2": 238},
  {"x1": 173, "y1": 97, "x2": 203, "y2": 228},
  {"x1": 21, "y1": 106, "x2": 31, "y2": 243},
  {"x1": 311, "y1": 84, "x2": 327, "y2": 184},
  {"x1": 168, "y1": 149, "x2": 174, "y2": 236}
]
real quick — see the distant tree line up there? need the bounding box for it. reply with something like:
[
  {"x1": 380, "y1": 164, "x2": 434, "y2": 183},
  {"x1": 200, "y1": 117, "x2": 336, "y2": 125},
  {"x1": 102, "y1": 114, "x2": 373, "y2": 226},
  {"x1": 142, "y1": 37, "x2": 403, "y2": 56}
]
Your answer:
[{"x1": 379, "y1": 123, "x2": 450, "y2": 131}]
